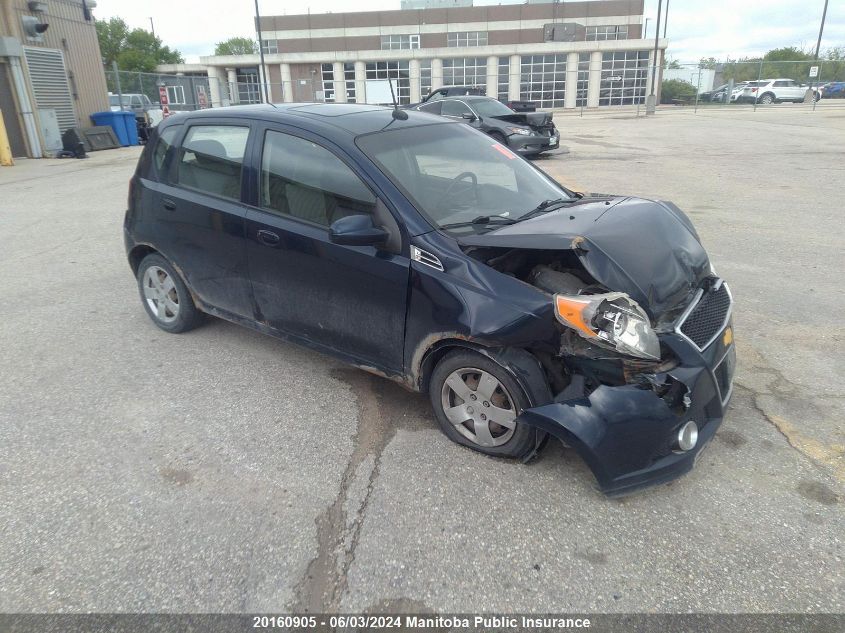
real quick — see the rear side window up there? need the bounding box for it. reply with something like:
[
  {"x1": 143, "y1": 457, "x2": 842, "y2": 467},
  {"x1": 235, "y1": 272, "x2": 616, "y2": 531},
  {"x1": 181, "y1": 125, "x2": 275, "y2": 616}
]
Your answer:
[
  {"x1": 176, "y1": 125, "x2": 249, "y2": 200},
  {"x1": 442, "y1": 100, "x2": 471, "y2": 117},
  {"x1": 260, "y1": 130, "x2": 376, "y2": 227},
  {"x1": 153, "y1": 126, "x2": 178, "y2": 177}
]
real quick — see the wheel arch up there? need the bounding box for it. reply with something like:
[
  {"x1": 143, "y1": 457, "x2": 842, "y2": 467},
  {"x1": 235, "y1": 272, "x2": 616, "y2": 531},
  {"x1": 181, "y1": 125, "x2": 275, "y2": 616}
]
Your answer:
[
  {"x1": 416, "y1": 338, "x2": 552, "y2": 406},
  {"x1": 128, "y1": 243, "x2": 158, "y2": 275}
]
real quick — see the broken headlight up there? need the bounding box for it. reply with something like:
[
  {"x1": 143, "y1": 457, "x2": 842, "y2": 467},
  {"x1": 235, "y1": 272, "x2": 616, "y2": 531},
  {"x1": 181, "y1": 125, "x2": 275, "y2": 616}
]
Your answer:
[{"x1": 554, "y1": 293, "x2": 660, "y2": 360}]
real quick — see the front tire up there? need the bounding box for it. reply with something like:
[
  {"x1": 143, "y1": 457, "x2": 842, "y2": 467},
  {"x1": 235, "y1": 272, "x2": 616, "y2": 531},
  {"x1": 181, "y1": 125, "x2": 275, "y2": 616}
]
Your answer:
[
  {"x1": 136, "y1": 253, "x2": 203, "y2": 333},
  {"x1": 759, "y1": 93, "x2": 775, "y2": 105},
  {"x1": 429, "y1": 350, "x2": 535, "y2": 459},
  {"x1": 489, "y1": 131, "x2": 507, "y2": 145}
]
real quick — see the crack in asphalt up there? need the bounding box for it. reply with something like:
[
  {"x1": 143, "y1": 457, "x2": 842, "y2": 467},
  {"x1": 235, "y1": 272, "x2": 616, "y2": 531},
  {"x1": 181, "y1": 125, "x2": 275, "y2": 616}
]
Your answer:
[
  {"x1": 290, "y1": 369, "x2": 429, "y2": 612},
  {"x1": 734, "y1": 345, "x2": 845, "y2": 485}
]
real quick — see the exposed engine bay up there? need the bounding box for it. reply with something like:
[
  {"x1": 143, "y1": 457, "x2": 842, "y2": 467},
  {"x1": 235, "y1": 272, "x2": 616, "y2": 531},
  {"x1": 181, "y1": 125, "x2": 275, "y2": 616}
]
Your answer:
[{"x1": 463, "y1": 245, "x2": 687, "y2": 409}]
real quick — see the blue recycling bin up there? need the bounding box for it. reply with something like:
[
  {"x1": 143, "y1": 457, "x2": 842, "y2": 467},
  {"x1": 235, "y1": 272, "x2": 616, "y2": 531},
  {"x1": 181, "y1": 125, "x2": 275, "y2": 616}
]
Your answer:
[{"x1": 90, "y1": 110, "x2": 137, "y2": 146}]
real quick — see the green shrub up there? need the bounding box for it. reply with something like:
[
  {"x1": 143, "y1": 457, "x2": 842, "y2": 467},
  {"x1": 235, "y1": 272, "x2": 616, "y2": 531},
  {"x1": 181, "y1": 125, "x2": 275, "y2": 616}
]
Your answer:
[{"x1": 660, "y1": 79, "x2": 698, "y2": 104}]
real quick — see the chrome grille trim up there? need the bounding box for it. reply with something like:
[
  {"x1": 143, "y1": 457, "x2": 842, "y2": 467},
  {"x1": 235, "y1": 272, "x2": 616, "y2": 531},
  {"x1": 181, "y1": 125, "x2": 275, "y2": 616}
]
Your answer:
[{"x1": 674, "y1": 281, "x2": 733, "y2": 351}]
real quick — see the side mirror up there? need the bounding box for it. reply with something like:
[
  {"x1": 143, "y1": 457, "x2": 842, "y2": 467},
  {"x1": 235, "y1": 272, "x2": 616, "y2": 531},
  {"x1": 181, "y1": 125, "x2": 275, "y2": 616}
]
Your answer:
[
  {"x1": 461, "y1": 112, "x2": 477, "y2": 121},
  {"x1": 329, "y1": 214, "x2": 388, "y2": 247}
]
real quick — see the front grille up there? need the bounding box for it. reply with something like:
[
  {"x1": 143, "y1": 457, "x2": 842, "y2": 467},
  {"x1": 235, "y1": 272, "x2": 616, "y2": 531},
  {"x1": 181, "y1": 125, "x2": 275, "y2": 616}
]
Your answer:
[{"x1": 678, "y1": 284, "x2": 731, "y2": 349}]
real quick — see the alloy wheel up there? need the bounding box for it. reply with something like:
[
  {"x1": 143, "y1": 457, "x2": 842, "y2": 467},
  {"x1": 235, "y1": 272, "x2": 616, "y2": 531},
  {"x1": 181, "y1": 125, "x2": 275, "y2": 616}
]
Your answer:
[
  {"x1": 142, "y1": 265, "x2": 180, "y2": 323},
  {"x1": 440, "y1": 367, "x2": 517, "y2": 447}
]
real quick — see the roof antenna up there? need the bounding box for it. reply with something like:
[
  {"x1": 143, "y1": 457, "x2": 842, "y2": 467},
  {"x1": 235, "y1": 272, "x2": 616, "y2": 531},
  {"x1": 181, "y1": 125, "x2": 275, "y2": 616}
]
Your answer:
[{"x1": 389, "y1": 77, "x2": 408, "y2": 120}]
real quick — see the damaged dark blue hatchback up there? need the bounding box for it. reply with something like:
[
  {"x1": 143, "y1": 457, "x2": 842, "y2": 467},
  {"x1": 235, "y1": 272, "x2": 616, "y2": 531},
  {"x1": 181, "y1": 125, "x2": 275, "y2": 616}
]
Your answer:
[{"x1": 124, "y1": 103, "x2": 734, "y2": 495}]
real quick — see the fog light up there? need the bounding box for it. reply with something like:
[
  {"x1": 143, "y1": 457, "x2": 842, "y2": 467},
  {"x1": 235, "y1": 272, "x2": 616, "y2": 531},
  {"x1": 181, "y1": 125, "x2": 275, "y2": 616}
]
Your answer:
[{"x1": 676, "y1": 421, "x2": 699, "y2": 452}]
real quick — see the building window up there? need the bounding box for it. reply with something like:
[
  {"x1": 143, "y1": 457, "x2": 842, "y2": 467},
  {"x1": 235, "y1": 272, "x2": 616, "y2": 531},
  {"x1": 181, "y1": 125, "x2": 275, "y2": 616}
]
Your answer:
[
  {"x1": 576, "y1": 53, "x2": 589, "y2": 107},
  {"x1": 520, "y1": 54, "x2": 566, "y2": 108},
  {"x1": 236, "y1": 69, "x2": 261, "y2": 104},
  {"x1": 420, "y1": 59, "x2": 432, "y2": 98},
  {"x1": 599, "y1": 51, "x2": 649, "y2": 106},
  {"x1": 442, "y1": 57, "x2": 487, "y2": 89},
  {"x1": 380, "y1": 34, "x2": 420, "y2": 50},
  {"x1": 447, "y1": 31, "x2": 488, "y2": 47},
  {"x1": 365, "y1": 61, "x2": 410, "y2": 104},
  {"x1": 344, "y1": 62, "x2": 356, "y2": 103},
  {"x1": 497, "y1": 57, "x2": 510, "y2": 101},
  {"x1": 261, "y1": 39, "x2": 278, "y2": 54},
  {"x1": 166, "y1": 85, "x2": 186, "y2": 105},
  {"x1": 587, "y1": 25, "x2": 629, "y2": 41},
  {"x1": 321, "y1": 63, "x2": 335, "y2": 102}
]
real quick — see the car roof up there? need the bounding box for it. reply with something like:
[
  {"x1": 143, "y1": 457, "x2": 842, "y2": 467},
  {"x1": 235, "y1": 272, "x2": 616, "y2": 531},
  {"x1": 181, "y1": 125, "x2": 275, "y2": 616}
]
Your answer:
[{"x1": 162, "y1": 102, "x2": 452, "y2": 138}]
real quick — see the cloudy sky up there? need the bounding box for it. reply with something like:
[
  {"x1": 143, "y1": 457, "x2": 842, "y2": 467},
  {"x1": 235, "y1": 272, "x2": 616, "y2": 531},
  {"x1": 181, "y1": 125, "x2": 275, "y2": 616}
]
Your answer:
[{"x1": 95, "y1": 0, "x2": 842, "y2": 63}]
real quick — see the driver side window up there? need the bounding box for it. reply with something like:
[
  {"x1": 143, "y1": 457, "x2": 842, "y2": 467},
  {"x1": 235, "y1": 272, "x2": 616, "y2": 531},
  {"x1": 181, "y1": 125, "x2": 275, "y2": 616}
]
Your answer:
[{"x1": 260, "y1": 130, "x2": 376, "y2": 227}]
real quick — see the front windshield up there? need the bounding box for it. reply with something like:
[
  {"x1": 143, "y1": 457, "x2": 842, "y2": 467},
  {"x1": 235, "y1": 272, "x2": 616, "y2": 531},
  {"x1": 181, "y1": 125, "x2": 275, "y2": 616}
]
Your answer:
[
  {"x1": 357, "y1": 123, "x2": 571, "y2": 234},
  {"x1": 109, "y1": 95, "x2": 130, "y2": 106},
  {"x1": 471, "y1": 99, "x2": 516, "y2": 118}
]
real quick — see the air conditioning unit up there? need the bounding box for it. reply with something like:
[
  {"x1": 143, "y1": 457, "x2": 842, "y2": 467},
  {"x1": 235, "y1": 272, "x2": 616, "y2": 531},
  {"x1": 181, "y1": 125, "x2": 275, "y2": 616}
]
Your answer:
[{"x1": 27, "y1": 1, "x2": 48, "y2": 12}]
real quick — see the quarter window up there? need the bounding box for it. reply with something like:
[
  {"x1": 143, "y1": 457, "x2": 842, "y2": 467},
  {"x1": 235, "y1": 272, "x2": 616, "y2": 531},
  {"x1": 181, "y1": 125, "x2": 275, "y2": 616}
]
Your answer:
[
  {"x1": 260, "y1": 131, "x2": 376, "y2": 227},
  {"x1": 153, "y1": 126, "x2": 179, "y2": 177},
  {"x1": 176, "y1": 125, "x2": 249, "y2": 200}
]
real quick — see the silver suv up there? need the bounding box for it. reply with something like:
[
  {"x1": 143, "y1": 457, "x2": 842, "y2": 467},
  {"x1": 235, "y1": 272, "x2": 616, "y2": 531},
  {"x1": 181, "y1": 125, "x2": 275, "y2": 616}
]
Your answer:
[{"x1": 740, "y1": 79, "x2": 811, "y2": 104}]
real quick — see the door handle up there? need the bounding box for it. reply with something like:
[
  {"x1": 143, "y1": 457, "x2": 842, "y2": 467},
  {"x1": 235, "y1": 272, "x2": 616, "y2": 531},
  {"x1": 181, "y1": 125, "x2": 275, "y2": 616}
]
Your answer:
[
  {"x1": 162, "y1": 198, "x2": 176, "y2": 211},
  {"x1": 257, "y1": 229, "x2": 280, "y2": 246}
]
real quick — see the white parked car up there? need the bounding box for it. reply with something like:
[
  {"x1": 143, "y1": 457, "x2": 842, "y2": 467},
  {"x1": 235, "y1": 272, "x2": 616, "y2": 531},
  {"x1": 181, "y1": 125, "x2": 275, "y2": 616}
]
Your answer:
[{"x1": 739, "y1": 79, "x2": 811, "y2": 104}]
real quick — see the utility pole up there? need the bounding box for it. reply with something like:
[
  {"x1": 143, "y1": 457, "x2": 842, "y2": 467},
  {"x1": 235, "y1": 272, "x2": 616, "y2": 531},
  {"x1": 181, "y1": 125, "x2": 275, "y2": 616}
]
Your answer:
[
  {"x1": 814, "y1": 0, "x2": 829, "y2": 59},
  {"x1": 644, "y1": 17, "x2": 650, "y2": 39},
  {"x1": 255, "y1": 0, "x2": 267, "y2": 103},
  {"x1": 663, "y1": 0, "x2": 670, "y2": 38},
  {"x1": 149, "y1": 17, "x2": 155, "y2": 38},
  {"x1": 646, "y1": 0, "x2": 663, "y2": 114}
]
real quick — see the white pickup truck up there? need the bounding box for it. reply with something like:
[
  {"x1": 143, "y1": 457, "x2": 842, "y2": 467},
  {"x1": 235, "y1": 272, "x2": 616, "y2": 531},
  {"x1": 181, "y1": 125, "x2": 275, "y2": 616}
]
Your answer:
[{"x1": 739, "y1": 79, "x2": 812, "y2": 104}]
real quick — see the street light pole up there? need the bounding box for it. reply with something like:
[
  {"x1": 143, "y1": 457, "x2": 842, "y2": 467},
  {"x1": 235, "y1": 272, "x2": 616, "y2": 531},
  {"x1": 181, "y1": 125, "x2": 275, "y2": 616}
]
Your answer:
[
  {"x1": 255, "y1": 0, "x2": 268, "y2": 103},
  {"x1": 814, "y1": 0, "x2": 829, "y2": 59},
  {"x1": 650, "y1": 0, "x2": 663, "y2": 96},
  {"x1": 149, "y1": 17, "x2": 155, "y2": 38},
  {"x1": 644, "y1": 17, "x2": 650, "y2": 39},
  {"x1": 663, "y1": 0, "x2": 670, "y2": 38}
]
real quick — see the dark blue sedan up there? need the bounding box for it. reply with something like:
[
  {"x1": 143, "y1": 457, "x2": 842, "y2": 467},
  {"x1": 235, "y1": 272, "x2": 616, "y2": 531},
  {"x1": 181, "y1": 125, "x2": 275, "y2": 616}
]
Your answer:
[{"x1": 124, "y1": 103, "x2": 735, "y2": 495}]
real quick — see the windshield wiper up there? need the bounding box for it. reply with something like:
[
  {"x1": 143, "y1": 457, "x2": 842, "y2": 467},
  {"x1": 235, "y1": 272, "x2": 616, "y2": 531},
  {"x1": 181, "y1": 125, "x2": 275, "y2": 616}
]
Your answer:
[
  {"x1": 517, "y1": 197, "x2": 579, "y2": 222},
  {"x1": 440, "y1": 215, "x2": 518, "y2": 230}
]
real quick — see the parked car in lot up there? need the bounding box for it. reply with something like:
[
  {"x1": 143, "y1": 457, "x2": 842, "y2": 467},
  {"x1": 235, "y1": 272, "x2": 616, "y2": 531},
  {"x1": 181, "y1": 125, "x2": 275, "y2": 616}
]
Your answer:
[
  {"x1": 125, "y1": 103, "x2": 735, "y2": 495},
  {"x1": 412, "y1": 85, "x2": 538, "y2": 112},
  {"x1": 738, "y1": 79, "x2": 812, "y2": 104},
  {"x1": 409, "y1": 96, "x2": 560, "y2": 156},
  {"x1": 814, "y1": 81, "x2": 845, "y2": 100}
]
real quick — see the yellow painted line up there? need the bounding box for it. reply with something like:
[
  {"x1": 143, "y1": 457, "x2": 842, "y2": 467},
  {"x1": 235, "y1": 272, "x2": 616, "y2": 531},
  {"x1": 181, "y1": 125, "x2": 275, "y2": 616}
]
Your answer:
[{"x1": 769, "y1": 413, "x2": 845, "y2": 484}]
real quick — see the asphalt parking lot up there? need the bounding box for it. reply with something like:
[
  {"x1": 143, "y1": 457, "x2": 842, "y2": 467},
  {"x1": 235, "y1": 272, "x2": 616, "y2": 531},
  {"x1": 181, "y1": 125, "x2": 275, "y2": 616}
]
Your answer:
[{"x1": 0, "y1": 106, "x2": 842, "y2": 614}]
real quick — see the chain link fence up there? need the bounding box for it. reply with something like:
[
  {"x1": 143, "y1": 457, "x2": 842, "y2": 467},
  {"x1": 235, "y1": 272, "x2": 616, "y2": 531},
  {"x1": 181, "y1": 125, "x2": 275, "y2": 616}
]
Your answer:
[
  {"x1": 660, "y1": 59, "x2": 845, "y2": 112},
  {"x1": 106, "y1": 58, "x2": 845, "y2": 122}
]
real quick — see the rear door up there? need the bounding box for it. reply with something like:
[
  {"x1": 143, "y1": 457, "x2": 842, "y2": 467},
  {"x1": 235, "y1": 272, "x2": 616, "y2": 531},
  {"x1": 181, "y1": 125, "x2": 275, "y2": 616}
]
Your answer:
[
  {"x1": 243, "y1": 125, "x2": 410, "y2": 372},
  {"x1": 156, "y1": 119, "x2": 256, "y2": 317}
]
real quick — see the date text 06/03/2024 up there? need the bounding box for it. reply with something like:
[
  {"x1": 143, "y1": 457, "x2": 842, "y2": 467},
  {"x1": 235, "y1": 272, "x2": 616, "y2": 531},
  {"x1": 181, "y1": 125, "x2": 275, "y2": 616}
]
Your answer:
[{"x1": 405, "y1": 616, "x2": 592, "y2": 629}]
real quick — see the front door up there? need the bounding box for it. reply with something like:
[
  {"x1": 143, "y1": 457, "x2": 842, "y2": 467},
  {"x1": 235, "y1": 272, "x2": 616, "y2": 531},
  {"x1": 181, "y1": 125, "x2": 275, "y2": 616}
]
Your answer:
[{"x1": 244, "y1": 127, "x2": 410, "y2": 372}]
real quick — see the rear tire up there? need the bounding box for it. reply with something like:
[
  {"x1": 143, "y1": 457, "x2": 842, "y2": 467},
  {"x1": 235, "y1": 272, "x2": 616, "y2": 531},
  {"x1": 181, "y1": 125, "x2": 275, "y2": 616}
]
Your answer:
[
  {"x1": 429, "y1": 349, "x2": 535, "y2": 459},
  {"x1": 136, "y1": 253, "x2": 203, "y2": 333}
]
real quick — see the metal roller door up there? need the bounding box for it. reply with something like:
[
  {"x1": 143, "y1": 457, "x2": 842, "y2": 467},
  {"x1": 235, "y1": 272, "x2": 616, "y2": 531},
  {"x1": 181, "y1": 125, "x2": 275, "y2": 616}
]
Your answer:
[{"x1": 23, "y1": 47, "x2": 76, "y2": 132}]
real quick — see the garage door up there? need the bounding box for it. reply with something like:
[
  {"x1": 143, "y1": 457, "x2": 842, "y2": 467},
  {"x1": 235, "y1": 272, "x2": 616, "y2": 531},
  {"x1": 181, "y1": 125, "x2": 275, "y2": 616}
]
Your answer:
[{"x1": 23, "y1": 47, "x2": 76, "y2": 132}]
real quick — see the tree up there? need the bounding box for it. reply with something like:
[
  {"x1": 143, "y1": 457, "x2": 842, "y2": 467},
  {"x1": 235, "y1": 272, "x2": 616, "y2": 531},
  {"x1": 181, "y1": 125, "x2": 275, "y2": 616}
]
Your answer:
[
  {"x1": 698, "y1": 57, "x2": 717, "y2": 70},
  {"x1": 214, "y1": 37, "x2": 258, "y2": 56},
  {"x1": 96, "y1": 17, "x2": 183, "y2": 72}
]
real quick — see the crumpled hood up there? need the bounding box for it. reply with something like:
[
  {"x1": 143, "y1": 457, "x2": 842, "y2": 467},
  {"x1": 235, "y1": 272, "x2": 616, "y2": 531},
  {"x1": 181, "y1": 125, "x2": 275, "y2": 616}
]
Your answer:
[
  {"x1": 457, "y1": 196, "x2": 711, "y2": 319},
  {"x1": 490, "y1": 111, "x2": 553, "y2": 127}
]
